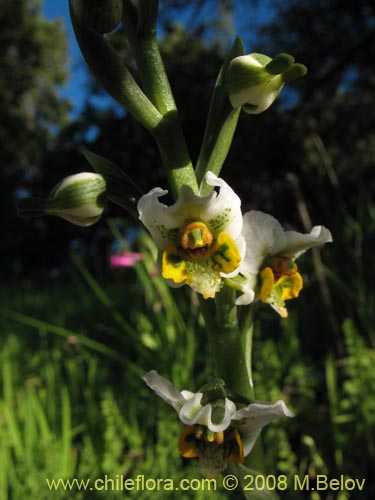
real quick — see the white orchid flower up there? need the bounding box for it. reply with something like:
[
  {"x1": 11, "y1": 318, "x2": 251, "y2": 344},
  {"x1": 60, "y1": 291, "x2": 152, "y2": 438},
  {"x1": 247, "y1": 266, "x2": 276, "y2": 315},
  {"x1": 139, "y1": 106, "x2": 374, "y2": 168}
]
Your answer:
[
  {"x1": 235, "y1": 211, "x2": 332, "y2": 317},
  {"x1": 143, "y1": 370, "x2": 293, "y2": 477},
  {"x1": 137, "y1": 172, "x2": 245, "y2": 299}
]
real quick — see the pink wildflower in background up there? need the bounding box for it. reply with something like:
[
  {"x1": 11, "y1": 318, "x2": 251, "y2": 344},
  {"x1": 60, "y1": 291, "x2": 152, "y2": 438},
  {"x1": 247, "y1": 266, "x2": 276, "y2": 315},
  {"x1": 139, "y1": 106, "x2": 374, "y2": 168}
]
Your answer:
[{"x1": 110, "y1": 251, "x2": 142, "y2": 268}]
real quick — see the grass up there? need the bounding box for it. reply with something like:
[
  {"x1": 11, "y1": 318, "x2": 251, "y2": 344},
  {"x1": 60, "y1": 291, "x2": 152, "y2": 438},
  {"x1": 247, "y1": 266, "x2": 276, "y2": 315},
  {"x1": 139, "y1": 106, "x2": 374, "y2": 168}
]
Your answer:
[{"x1": 1, "y1": 230, "x2": 374, "y2": 499}]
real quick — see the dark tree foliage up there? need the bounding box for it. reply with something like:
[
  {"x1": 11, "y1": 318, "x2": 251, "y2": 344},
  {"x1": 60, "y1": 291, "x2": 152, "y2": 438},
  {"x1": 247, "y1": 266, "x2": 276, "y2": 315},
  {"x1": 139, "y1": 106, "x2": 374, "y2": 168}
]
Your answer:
[{"x1": 0, "y1": 0, "x2": 71, "y2": 276}]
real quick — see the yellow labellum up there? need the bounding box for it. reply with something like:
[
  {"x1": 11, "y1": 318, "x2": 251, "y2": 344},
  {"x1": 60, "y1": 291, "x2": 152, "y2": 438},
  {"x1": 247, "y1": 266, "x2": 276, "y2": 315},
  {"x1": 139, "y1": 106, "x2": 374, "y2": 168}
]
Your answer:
[
  {"x1": 209, "y1": 232, "x2": 241, "y2": 275},
  {"x1": 260, "y1": 267, "x2": 274, "y2": 301},
  {"x1": 161, "y1": 227, "x2": 241, "y2": 298},
  {"x1": 162, "y1": 244, "x2": 188, "y2": 284},
  {"x1": 278, "y1": 272, "x2": 303, "y2": 300},
  {"x1": 260, "y1": 259, "x2": 303, "y2": 317}
]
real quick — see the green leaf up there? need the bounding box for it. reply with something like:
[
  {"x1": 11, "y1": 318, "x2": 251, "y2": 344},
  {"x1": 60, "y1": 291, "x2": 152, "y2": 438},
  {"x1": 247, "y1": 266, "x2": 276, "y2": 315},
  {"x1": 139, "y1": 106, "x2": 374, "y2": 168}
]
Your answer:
[
  {"x1": 195, "y1": 36, "x2": 244, "y2": 193},
  {"x1": 82, "y1": 150, "x2": 142, "y2": 218}
]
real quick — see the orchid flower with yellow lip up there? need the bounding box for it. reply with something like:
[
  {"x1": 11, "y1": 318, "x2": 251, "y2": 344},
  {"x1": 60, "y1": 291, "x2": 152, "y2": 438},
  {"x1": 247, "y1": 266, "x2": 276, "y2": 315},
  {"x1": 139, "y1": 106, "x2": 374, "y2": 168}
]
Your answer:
[
  {"x1": 143, "y1": 370, "x2": 293, "y2": 477},
  {"x1": 137, "y1": 172, "x2": 245, "y2": 299},
  {"x1": 235, "y1": 211, "x2": 333, "y2": 317}
]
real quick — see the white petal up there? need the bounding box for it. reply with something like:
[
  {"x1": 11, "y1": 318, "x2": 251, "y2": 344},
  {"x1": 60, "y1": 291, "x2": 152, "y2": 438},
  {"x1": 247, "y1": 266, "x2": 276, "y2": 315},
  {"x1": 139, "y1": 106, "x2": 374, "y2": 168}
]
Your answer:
[
  {"x1": 180, "y1": 390, "x2": 196, "y2": 400},
  {"x1": 274, "y1": 225, "x2": 333, "y2": 259},
  {"x1": 240, "y1": 211, "x2": 286, "y2": 275},
  {"x1": 235, "y1": 279, "x2": 256, "y2": 305},
  {"x1": 142, "y1": 370, "x2": 185, "y2": 412},
  {"x1": 232, "y1": 400, "x2": 293, "y2": 456},
  {"x1": 137, "y1": 173, "x2": 243, "y2": 249},
  {"x1": 202, "y1": 172, "x2": 243, "y2": 240},
  {"x1": 180, "y1": 397, "x2": 237, "y2": 433},
  {"x1": 178, "y1": 392, "x2": 205, "y2": 422},
  {"x1": 137, "y1": 188, "x2": 178, "y2": 249},
  {"x1": 232, "y1": 79, "x2": 282, "y2": 114},
  {"x1": 237, "y1": 212, "x2": 332, "y2": 306}
]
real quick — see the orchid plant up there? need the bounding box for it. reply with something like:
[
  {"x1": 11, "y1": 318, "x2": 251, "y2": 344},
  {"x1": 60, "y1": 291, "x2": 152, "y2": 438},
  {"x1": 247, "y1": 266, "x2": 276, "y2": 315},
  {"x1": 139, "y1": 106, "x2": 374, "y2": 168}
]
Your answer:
[{"x1": 18, "y1": 1, "x2": 332, "y2": 496}]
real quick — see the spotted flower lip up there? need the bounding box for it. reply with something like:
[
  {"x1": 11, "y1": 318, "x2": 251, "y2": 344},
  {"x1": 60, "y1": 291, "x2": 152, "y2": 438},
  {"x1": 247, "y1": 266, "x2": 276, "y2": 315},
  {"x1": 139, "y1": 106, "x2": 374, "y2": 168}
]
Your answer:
[
  {"x1": 137, "y1": 172, "x2": 245, "y2": 298},
  {"x1": 143, "y1": 370, "x2": 293, "y2": 475},
  {"x1": 235, "y1": 210, "x2": 333, "y2": 314}
]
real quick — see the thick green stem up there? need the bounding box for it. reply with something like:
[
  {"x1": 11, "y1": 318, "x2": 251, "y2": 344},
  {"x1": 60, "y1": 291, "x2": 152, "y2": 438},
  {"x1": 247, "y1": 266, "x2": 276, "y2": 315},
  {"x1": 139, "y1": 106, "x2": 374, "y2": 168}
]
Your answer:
[
  {"x1": 122, "y1": 0, "x2": 197, "y2": 199},
  {"x1": 122, "y1": 0, "x2": 175, "y2": 115},
  {"x1": 153, "y1": 112, "x2": 198, "y2": 199},
  {"x1": 199, "y1": 287, "x2": 253, "y2": 400},
  {"x1": 70, "y1": 1, "x2": 162, "y2": 132}
]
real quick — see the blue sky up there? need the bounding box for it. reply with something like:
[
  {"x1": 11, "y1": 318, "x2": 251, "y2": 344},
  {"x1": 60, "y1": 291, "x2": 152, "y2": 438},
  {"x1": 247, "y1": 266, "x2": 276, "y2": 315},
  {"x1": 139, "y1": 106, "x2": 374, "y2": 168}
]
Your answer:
[
  {"x1": 42, "y1": 1, "x2": 88, "y2": 114},
  {"x1": 42, "y1": 1, "x2": 274, "y2": 116}
]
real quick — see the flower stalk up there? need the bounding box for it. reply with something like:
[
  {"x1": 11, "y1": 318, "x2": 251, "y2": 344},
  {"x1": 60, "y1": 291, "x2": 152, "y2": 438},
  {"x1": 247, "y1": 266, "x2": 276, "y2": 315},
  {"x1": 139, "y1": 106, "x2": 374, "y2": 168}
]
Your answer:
[
  {"x1": 199, "y1": 287, "x2": 254, "y2": 402},
  {"x1": 121, "y1": 0, "x2": 198, "y2": 199},
  {"x1": 195, "y1": 36, "x2": 244, "y2": 195},
  {"x1": 122, "y1": 0, "x2": 175, "y2": 115},
  {"x1": 153, "y1": 115, "x2": 198, "y2": 199}
]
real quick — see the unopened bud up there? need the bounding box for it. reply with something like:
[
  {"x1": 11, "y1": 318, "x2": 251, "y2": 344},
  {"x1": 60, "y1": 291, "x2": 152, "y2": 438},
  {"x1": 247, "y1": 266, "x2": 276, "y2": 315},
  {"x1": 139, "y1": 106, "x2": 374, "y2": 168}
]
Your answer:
[
  {"x1": 226, "y1": 52, "x2": 307, "y2": 114},
  {"x1": 18, "y1": 172, "x2": 106, "y2": 227},
  {"x1": 71, "y1": 0, "x2": 123, "y2": 34}
]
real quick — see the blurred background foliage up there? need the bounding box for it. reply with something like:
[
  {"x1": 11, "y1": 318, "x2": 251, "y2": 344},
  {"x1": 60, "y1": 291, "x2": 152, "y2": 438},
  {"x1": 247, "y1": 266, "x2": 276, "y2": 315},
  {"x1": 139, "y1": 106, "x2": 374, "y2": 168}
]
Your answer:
[{"x1": 0, "y1": 0, "x2": 374, "y2": 499}]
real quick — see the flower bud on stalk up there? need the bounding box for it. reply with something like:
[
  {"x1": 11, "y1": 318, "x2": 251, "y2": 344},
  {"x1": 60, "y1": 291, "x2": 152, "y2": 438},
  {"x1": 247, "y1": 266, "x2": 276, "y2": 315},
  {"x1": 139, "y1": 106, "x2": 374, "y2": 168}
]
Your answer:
[
  {"x1": 17, "y1": 173, "x2": 107, "y2": 227},
  {"x1": 71, "y1": 0, "x2": 123, "y2": 34},
  {"x1": 226, "y1": 52, "x2": 307, "y2": 114}
]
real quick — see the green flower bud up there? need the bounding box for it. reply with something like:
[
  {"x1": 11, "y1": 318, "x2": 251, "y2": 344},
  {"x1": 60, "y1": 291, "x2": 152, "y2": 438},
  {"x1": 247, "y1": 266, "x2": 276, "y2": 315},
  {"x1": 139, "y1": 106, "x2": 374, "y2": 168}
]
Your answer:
[
  {"x1": 71, "y1": 0, "x2": 123, "y2": 34},
  {"x1": 18, "y1": 173, "x2": 107, "y2": 227},
  {"x1": 226, "y1": 52, "x2": 307, "y2": 114}
]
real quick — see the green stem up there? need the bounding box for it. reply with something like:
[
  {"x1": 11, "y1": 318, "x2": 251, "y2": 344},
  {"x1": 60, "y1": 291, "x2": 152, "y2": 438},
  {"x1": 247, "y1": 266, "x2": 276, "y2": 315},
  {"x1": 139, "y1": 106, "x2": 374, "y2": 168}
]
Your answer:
[
  {"x1": 195, "y1": 105, "x2": 240, "y2": 195},
  {"x1": 195, "y1": 36, "x2": 244, "y2": 194},
  {"x1": 153, "y1": 114, "x2": 198, "y2": 199},
  {"x1": 199, "y1": 287, "x2": 253, "y2": 400},
  {"x1": 123, "y1": 0, "x2": 175, "y2": 115},
  {"x1": 122, "y1": 0, "x2": 198, "y2": 199},
  {"x1": 70, "y1": 1, "x2": 162, "y2": 132}
]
